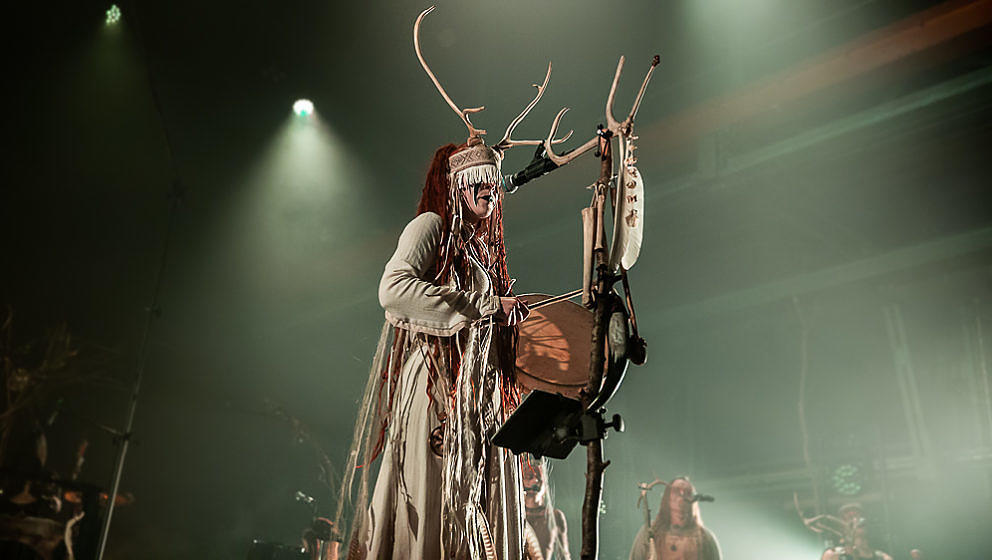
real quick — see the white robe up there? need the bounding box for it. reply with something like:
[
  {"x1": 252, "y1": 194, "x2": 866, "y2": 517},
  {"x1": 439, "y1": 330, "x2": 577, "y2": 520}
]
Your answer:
[{"x1": 354, "y1": 212, "x2": 525, "y2": 560}]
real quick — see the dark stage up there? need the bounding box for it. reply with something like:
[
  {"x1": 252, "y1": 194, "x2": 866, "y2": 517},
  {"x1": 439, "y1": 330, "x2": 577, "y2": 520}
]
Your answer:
[{"x1": 3, "y1": 0, "x2": 992, "y2": 558}]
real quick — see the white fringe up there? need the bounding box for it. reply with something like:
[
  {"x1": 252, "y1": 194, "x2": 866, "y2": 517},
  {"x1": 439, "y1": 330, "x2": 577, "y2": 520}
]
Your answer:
[{"x1": 454, "y1": 164, "x2": 500, "y2": 190}]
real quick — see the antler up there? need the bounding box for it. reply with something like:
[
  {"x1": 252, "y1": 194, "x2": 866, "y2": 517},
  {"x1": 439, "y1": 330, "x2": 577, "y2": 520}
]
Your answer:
[
  {"x1": 544, "y1": 107, "x2": 600, "y2": 166},
  {"x1": 608, "y1": 54, "x2": 660, "y2": 134},
  {"x1": 793, "y1": 492, "x2": 847, "y2": 540},
  {"x1": 638, "y1": 478, "x2": 668, "y2": 492},
  {"x1": 544, "y1": 55, "x2": 660, "y2": 166},
  {"x1": 494, "y1": 62, "x2": 573, "y2": 153},
  {"x1": 627, "y1": 54, "x2": 661, "y2": 125},
  {"x1": 604, "y1": 56, "x2": 626, "y2": 132},
  {"x1": 636, "y1": 478, "x2": 668, "y2": 508},
  {"x1": 414, "y1": 6, "x2": 487, "y2": 143}
]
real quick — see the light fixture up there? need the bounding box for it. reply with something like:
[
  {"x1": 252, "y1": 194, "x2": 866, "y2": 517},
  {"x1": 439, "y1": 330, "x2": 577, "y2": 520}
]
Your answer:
[
  {"x1": 831, "y1": 463, "x2": 864, "y2": 496},
  {"x1": 293, "y1": 99, "x2": 314, "y2": 117},
  {"x1": 106, "y1": 5, "x2": 121, "y2": 25}
]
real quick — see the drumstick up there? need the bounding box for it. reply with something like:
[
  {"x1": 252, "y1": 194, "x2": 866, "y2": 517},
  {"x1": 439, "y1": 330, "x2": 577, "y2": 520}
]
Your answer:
[{"x1": 525, "y1": 289, "x2": 583, "y2": 312}]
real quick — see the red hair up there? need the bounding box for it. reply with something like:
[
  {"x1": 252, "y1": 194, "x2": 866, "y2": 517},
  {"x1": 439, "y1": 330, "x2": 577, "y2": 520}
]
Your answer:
[
  {"x1": 366, "y1": 144, "x2": 521, "y2": 463},
  {"x1": 416, "y1": 143, "x2": 461, "y2": 234}
]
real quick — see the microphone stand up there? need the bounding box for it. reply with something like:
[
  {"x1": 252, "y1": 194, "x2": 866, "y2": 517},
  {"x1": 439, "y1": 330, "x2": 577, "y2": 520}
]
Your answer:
[
  {"x1": 95, "y1": 3, "x2": 184, "y2": 557},
  {"x1": 95, "y1": 184, "x2": 181, "y2": 560},
  {"x1": 501, "y1": 54, "x2": 658, "y2": 560},
  {"x1": 580, "y1": 129, "x2": 618, "y2": 560}
]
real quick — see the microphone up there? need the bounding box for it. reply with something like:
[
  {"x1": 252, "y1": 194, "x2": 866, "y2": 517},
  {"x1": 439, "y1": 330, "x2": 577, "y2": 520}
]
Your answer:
[
  {"x1": 503, "y1": 147, "x2": 560, "y2": 193},
  {"x1": 691, "y1": 493, "x2": 715, "y2": 503}
]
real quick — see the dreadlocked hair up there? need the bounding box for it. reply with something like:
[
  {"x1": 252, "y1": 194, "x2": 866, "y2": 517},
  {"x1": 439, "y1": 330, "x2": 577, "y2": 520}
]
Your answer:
[
  {"x1": 416, "y1": 143, "x2": 461, "y2": 237},
  {"x1": 488, "y1": 197, "x2": 522, "y2": 412},
  {"x1": 411, "y1": 143, "x2": 522, "y2": 416}
]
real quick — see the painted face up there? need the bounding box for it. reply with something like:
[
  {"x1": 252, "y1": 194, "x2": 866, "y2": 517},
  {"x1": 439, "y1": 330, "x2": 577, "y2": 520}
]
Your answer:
[
  {"x1": 460, "y1": 180, "x2": 497, "y2": 224},
  {"x1": 522, "y1": 463, "x2": 546, "y2": 507},
  {"x1": 669, "y1": 478, "x2": 694, "y2": 517}
]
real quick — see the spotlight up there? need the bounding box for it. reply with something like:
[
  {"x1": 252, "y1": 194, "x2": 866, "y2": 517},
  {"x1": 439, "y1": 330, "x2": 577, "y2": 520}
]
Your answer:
[
  {"x1": 831, "y1": 463, "x2": 864, "y2": 496},
  {"x1": 293, "y1": 99, "x2": 314, "y2": 117},
  {"x1": 105, "y1": 4, "x2": 121, "y2": 25}
]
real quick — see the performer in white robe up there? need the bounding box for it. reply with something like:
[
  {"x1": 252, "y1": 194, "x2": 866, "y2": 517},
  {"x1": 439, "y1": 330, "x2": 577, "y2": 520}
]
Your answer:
[
  {"x1": 336, "y1": 140, "x2": 530, "y2": 560},
  {"x1": 333, "y1": 8, "x2": 569, "y2": 559}
]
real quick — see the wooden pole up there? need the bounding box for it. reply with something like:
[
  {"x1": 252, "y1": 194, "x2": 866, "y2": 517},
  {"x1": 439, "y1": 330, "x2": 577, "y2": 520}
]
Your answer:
[{"x1": 580, "y1": 134, "x2": 614, "y2": 560}]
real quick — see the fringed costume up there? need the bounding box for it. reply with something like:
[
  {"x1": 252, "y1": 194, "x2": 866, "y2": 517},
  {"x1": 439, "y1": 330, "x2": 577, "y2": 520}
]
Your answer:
[
  {"x1": 336, "y1": 142, "x2": 526, "y2": 560},
  {"x1": 334, "y1": 7, "x2": 571, "y2": 558}
]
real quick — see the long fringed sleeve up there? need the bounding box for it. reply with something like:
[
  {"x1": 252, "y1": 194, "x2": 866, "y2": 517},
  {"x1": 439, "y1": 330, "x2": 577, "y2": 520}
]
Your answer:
[{"x1": 379, "y1": 212, "x2": 501, "y2": 337}]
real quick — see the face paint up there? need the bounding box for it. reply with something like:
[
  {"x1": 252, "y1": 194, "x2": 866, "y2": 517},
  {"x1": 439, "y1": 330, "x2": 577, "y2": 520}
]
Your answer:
[
  {"x1": 522, "y1": 463, "x2": 547, "y2": 508},
  {"x1": 460, "y1": 181, "x2": 497, "y2": 224}
]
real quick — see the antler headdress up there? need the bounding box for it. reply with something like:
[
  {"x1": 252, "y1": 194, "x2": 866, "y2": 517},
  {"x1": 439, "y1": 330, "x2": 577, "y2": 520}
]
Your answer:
[
  {"x1": 794, "y1": 493, "x2": 864, "y2": 544},
  {"x1": 414, "y1": 6, "x2": 571, "y2": 190}
]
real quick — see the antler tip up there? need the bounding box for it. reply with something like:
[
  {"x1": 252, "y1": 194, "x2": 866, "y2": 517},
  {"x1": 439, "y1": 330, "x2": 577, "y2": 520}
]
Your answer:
[
  {"x1": 496, "y1": 62, "x2": 556, "y2": 151},
  {"x1": 417, "y1": 5, "x2": 436, "y2": 20}
]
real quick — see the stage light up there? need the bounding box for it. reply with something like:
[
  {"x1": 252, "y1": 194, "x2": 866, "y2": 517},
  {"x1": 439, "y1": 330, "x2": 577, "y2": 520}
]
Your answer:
[
  {"x1": 105, "y1": 4, "x2": 121, "y2": 25},
  {"x1": 293, "y1": 99, "x2": 314, "y2": 117},
  {"x1": 831, "y1": 463, "x2": 864, "y2": 496}
]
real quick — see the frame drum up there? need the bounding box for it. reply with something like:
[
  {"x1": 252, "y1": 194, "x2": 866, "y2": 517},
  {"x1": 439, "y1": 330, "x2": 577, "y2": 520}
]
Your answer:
[{"x1": 515, "y1": 294, "x2": 594, "y2": 398}]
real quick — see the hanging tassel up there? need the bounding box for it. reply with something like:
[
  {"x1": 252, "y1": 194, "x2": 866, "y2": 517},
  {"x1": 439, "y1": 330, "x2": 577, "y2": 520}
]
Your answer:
[{"x1": 454, "y1": 164, "x2": 501, "y2": 191}]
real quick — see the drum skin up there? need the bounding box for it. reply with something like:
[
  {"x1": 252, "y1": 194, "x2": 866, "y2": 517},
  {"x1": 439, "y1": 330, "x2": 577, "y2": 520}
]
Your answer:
[{"x1": 515, "y1": 294, "x2": 594, "y2": 398}]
